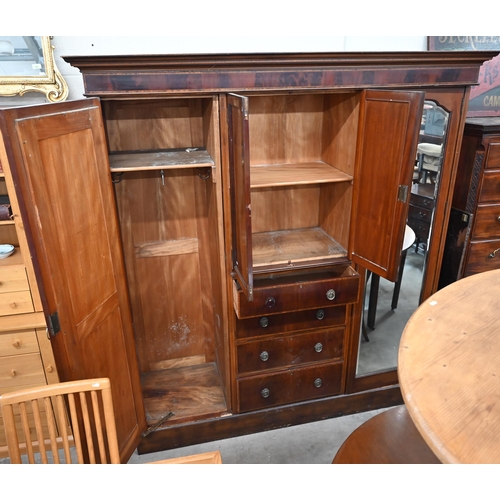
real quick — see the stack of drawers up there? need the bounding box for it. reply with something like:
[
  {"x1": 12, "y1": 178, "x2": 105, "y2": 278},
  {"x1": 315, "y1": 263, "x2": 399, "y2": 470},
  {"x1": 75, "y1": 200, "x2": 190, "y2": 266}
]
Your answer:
[
  {"x1": 407, "y1": 183, "x2": 436, "y2": 253},
  {"x1": 232, "y1": 266, "x2": 360, "y2": 412},
  {"x1": 439, "y1": 118, "x2": 500, "y2": 286},
  {"x1": 464, "y1": 140, "x2": 500, "y2": 275},
  {"x1": 0, "y1": 162, "x2": 59, "y2": 457}
]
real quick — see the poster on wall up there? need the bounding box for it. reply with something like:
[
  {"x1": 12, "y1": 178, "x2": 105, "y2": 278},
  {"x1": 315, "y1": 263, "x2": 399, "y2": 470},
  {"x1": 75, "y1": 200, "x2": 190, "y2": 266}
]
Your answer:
[{"x1": 428, "y1": 37, "x2": 500, "y2": 117}]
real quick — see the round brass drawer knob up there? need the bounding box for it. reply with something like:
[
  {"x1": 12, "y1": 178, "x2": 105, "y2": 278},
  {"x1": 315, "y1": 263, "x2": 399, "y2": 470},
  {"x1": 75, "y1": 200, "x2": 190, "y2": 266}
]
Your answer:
[
  {"x1": 314, "y1": 378, "x2": 323, "y2": 388},
  {"x1": 314, "y1": 343, "x2": 323, "y2": 353},
  {"x1": 261, "y1": 388, "x2": 270, "y2": 398},
  {"x1": 265, "y1": 297, "x2": 276, "y2": 308},
  {"x1": 259, "y1": 317, "x2": 269, "y2": 328},
  {"x1": 260, "y1": 351, "x2": 269, "y2": 362},
  {"x1": 326, "y1": 289, "x2": 336, "y2": 301}
]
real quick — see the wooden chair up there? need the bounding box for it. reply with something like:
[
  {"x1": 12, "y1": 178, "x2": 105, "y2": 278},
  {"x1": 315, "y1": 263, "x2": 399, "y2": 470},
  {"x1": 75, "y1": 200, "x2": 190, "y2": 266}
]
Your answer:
[
  {"x1": 0, "y1": 377, "x2": 120, "y2": 464},
  {"x1": 332, "y1": 406, "x2": 440, "y2": 464}
]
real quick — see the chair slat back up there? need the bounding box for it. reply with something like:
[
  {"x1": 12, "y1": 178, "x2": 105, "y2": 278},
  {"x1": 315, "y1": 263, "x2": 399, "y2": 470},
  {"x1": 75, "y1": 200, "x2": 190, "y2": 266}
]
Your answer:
[{"x1": 0, "y1": 378, "x2": 120, "y2": 464}]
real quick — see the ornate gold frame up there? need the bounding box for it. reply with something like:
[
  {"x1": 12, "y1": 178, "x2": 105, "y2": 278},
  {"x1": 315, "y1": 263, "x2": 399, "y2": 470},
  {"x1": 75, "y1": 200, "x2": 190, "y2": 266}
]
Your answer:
[{"x1": 0, "y1": 36, "x2": 68, "y2": 102}]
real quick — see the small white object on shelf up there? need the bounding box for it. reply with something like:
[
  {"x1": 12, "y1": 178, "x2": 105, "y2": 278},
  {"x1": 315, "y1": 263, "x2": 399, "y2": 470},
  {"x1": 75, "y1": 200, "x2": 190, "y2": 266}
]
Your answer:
[{"x1": 0, "y1": 244, "x2": 15, "y2": 259}]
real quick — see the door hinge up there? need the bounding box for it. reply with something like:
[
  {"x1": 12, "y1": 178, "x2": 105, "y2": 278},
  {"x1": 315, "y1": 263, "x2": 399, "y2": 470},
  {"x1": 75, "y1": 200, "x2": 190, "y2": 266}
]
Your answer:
[
  {"x1": 398, "y1": 185, "x2": 409, "y2": 203},
  {"x1": 47, "y1": 311, "x2": 61, "y2": 337}
]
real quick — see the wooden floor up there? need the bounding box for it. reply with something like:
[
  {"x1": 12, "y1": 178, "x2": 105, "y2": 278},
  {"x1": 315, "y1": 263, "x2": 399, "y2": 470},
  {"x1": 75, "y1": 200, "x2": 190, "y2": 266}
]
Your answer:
[{"x1": 141, "y1": 362, "x2": 227, "y2": 427}]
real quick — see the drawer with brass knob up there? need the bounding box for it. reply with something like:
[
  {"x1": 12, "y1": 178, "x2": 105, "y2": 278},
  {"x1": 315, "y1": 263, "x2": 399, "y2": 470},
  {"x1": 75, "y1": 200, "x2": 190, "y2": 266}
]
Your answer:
[
  {"x1": 465, "y1": 239, "x2": 500, "y2": 276},
  {"x1": 237, "y1": 361, "x2": 344, "y2": 412},
  {"x1": 237, "y1": 327, "x2": 344, "y2": 375},
  {"x1": 233, "y1": 266, "x2": 359, "y2": 319},
  {"x1": 235, "y1": 306, "x2": 346, "y2": 340}
]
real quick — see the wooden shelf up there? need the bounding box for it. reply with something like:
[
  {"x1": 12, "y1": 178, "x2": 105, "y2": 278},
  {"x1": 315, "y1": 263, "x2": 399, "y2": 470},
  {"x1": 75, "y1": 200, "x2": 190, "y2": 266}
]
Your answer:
[
  {"x1": 253, "y1": 227, "x2": 348, "y2": 270},
  {"x1": 109, "y1": 148, "x2": 215, "y2": 172},
  {"x1": 250, "y1": 162, "x2": 353, "y2": 189}
]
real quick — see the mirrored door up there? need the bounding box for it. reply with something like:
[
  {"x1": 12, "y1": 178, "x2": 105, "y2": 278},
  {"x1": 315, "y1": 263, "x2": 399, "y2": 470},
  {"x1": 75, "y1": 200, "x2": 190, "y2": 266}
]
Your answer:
[{"x1": 356, "y1": 100, "x2": 449, "y2": 376}]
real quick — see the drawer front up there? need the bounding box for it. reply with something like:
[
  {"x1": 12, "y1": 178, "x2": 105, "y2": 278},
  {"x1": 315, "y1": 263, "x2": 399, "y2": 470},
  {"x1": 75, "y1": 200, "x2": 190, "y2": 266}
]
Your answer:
[
  {"x1": 0, "y1": 291, "x2": 34, "y2": 317},
  {"x1": 478, "y1": 170, "x2": 500, "y2": 204},
  {"x1": 408, "y1": 204, "x2": 432, "y2": 223},
  {"x1": 0, "y1": 265, "x2": 29, "y2": 294},
  {"x1": 465, "y1": 240, "x2": 500, "y2": 276},
  {"x1": 237, "y1": 327, "x2": 344, "y2": 375},
  {"x1": 410, "y1": 194, "x2": 435, "y2": 210},
  {"x1": 0, "y1": 330, "x2": 39, "y2": 357},
  {"x1": 234, "y1": 270, "x2": 360, "y2": 319},
  {"x1": 0, "y1": 352, "x2": 45, "y2": 391},
  {"x1": 235, "y1": 306, "x2": 346, "y2": 340},
  {"x1": 407, "y1": 217, "x2": 430, "y2": 242},
  {"x1": 485, "y1": 143, "x2": 500, "y2": 169},
  {"x1": 237, "y1": 361, "x2": 343, "y2": 412},
  {"x1": 472, "y1": 204, "x2": 500, "y2": 239}
]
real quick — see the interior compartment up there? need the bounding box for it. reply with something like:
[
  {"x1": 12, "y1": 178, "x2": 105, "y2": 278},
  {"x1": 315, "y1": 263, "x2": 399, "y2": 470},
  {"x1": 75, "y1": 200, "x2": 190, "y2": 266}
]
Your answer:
[
  {"x1": 102, "y1": 98, "x2": 227, "y2": 427},
  {"x1": 245, "y1": 92, "x2": 360, "y2": 272}
]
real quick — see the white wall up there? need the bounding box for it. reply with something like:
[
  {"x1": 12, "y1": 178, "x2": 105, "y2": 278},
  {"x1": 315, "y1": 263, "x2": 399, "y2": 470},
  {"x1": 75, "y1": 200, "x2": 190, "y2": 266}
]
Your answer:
[{"x1": 1, "y1": 36, "x2": 427, "y2": 106}]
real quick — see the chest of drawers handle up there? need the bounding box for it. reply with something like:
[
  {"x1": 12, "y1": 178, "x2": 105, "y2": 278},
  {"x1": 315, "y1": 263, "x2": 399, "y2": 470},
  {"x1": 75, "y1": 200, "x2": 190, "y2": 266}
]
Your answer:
[
  {"x1": 260, "y1": 351, "x2": 269, "y2": 362},
  {"x1": 314, "y1": 343, "x2": 323, "y2": 353},
  {"x1": 314, "y1": 378, "x2": 323, "y2": 388},
  {"x1": 10, "y1": 369, "x2": 16, "y2": 377},
  {"x1": 261, "y1": 388, "x2": 270, "y2": 398},
  {"x1": 326, "y1": 289, "x2": 336, "y2": 301},
  {"x1": 259, "y1": 317, "x2": 269, "y2": 328},
  {"x1": 489, "y1": 248, "x2": 500, "y2": 259},
  {"x1": 316, "y1": 309, "x2": 325, "y2": 320},
  {"x1": 12, "y1": 340, "x2": 21, "y2": 348},
  {"x1": 265, "y1": 297, "x2": 276, "y2": 309}
]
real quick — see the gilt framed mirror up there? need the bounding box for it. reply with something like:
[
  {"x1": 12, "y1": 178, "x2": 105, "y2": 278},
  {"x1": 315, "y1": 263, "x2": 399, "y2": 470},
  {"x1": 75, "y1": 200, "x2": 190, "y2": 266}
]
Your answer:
[{"x1": 0, "y1": 36, "x2": 68, "y2": 102}]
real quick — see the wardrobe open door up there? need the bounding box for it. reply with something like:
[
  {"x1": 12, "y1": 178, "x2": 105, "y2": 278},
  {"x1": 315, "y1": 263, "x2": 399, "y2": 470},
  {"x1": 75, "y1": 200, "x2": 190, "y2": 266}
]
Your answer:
[
  {"x1": 227, "y1": 93, "x2": 254, "y2": 300},
  {"x1": 350, "y1": 89, "x2": 425, "y2": 282},
  {"x1": 0, "y1": 99, "x2": 146, "y2": 463}
]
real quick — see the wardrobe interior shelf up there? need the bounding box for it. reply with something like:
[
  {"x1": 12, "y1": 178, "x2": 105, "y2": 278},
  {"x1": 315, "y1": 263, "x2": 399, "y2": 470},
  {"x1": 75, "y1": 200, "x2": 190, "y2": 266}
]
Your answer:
[
  {"x1": 108, "y1": 148, "x2": 215, "y2": 172},
  {"x1": 250, "y1": 162, "x2": 353, "y2": 189},
  {"x1": 253, "y1": 227, "x2": 348, "y2": 270}
]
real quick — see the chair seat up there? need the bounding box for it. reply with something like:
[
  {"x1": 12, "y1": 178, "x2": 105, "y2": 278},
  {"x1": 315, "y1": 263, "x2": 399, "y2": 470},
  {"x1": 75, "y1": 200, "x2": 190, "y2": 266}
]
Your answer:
[{"x1": 332, "y1": 406, "x2": 440, "y2": 464}]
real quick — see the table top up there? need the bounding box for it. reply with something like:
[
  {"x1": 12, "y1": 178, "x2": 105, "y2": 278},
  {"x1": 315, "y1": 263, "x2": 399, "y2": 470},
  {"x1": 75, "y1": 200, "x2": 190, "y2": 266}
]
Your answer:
[
  {"x1": 402, "y1": 224, "x2": 415, "y2": 252},
  {"x1": 398, "y1": 269, "x2": 500, "y2": 464}
]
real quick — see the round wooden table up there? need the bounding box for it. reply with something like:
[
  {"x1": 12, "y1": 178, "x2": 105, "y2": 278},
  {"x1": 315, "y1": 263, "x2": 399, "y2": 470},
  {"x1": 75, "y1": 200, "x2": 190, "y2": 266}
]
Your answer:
[{"x1": 398, "y1": 269, "x2": 500, "y2": 463}]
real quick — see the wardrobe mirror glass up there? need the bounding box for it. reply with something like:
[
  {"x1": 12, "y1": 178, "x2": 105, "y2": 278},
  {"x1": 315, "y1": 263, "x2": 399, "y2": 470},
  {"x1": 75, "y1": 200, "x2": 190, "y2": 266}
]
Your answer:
[{"x1": 356, "y1": 100, "x2": 449, "y2": 376}]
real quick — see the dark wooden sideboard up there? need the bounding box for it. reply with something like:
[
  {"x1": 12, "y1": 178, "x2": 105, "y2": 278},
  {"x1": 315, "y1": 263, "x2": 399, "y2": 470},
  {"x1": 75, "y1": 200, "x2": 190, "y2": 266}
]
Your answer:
[{"x1": 0, "y1": 51, "x2": 495, "y2": 461}]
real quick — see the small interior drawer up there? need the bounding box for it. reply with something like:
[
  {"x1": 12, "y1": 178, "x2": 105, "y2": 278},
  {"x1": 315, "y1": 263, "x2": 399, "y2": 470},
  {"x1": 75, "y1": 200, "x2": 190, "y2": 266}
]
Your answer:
[
  {"x1": 0, "y1": 291, "x2": 34, "y2": 317},
  {"x1": 0, "y1": 265, "x2": 29, "y2": 294},
  {"x1": 0, "y1": 352, "x2": 45, "y2": 391},
  {"x1": 235, "y1": 306, "x2": 346, "y2": 340},
  {"x1": 237, "y1": 327, "x2": 344, "y2": 375},
  {"x1": 237, "y1": 361, "x2": 344, "y2": 412},
  {"x1": 233, "y1": 266, "x2": 360, "y2": 319},
  {"x1": 0, "y1": 330, "x2": 39, "y2": 357}
]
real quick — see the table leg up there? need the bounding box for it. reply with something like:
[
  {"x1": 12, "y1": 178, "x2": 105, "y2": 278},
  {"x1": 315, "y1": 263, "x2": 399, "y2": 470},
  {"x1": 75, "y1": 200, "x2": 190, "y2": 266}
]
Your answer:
[
  {"x1": 392, "y1": 249, "x2": 408, "y2": 310},
  {"x1": 367, "y1": 273, "x2": 380, "y2": 330}
]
